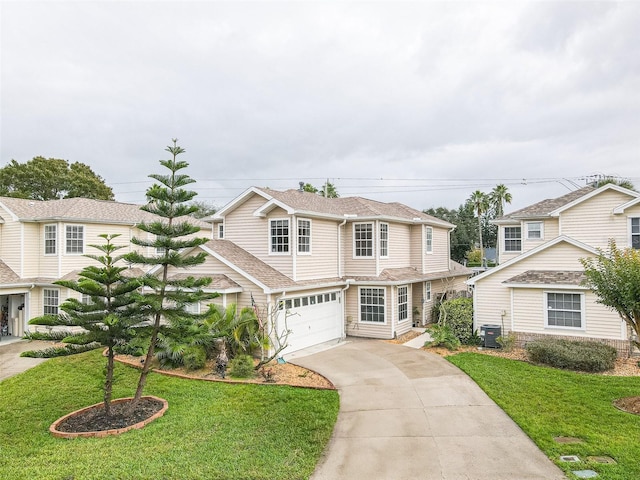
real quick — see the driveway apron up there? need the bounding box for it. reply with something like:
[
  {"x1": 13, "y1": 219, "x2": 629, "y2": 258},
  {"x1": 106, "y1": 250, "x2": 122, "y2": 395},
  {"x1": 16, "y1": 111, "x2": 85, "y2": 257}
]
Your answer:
[
  {"x1": 0, "y1": 340, "x2": 50, "y2": 381},
  {"x1": 292, "y1": 339, "x2": 565, "y2": 480}
]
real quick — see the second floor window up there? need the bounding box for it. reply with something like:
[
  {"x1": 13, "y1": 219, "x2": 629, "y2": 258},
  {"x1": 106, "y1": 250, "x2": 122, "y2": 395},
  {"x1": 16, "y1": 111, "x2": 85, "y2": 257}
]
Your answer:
[
  {"x1": 425, "y1": 226, "x2": 433, "y2": 253},
  {"x1": 66, "y1": 225, "x2": 84, "y2": 254},
  {"x1": 526, "y1": 222, "x2": 543, "y2": 240},
  {"x1": 632, "y1": 218, "x2": 640, "y2": 250},
  {"x1": 44, "y1": 224, "x2": 57, "y2": 255},
  {"x1": 270, "y1": 219, "x2": 289, "y2": 253},
  {"x1": 298, "y1": 219, "x2": 311, "y2": 253},
  {"x1": 379, "y1": 223, "x2": 388, "y2": 257},
  {"x1": 218, "y1": 224, "x2": 224, "y2": 239},
  {"x1": 354, "y1": 223, "x2": 373, "y2": 257},
  {"x1": 504, "y1": 226, "x2": 521, "y2": 252}
]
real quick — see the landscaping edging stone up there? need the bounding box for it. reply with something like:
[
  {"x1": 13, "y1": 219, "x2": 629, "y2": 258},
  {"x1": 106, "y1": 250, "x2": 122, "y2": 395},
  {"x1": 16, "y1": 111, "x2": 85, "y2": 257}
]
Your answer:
[{"x1": 49, "y1": 395, "x2": 168, "y2": 439}]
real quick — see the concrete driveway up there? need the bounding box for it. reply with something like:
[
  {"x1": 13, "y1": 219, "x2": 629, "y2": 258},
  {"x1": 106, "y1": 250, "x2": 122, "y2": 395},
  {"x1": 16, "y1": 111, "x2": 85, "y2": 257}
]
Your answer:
[
  {"x1": 0, "y1": 339, "x2": 50, "y2": 381},
  {"x1": 291, "y1": 339, "x2": 565, "y2": 480}
]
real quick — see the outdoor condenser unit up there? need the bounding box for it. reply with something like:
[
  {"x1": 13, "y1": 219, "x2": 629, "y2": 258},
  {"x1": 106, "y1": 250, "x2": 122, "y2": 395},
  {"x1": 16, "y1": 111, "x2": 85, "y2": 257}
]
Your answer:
[{"x1": 480, "y1": 324, "x2": 501, "y2": 348}]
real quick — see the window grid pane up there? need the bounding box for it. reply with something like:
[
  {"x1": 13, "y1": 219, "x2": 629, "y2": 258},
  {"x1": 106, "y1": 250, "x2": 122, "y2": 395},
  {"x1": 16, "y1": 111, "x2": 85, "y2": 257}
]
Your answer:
[
  {"x1": 45, "y1": 225, "x2": 57, "y2": 254},
  {"x1": 380, "y1": 223, "x2": 388, "y2": 257},
  {"x1": 43, "y1": 289, "x2": 59, "y2": 315},
  {"x1": 360, "y1": 288, "x2": 385, "y2": 323},
  {"x1": 504, "y1": 227, "x2": 521, "y2": 252},
  {"x1": 632, "y1": 218, "x2": 640, "y2": 250},
  {"x1": 355, "y1": 224, "x2": 373, "y2": 257},
  {"x1": 66, "y1": 225, "x2": 84, "y2": 254},
  {"x1": 527, "y1": 222, "x2": 542, "y2": 239},
  {"x1": 398, "y1": 286, "x2": 408, "y2": 321},
  {"x1": 425, "y1": 227, "x2": 433, "y2": 253},
  {"x1": 547, "y1": 293, "x2": 582, "y2": 328},
  {"x1": 298, "y1": 219, "x2": 311, "y2": 253},
  {"x1": 270, "y1": 220, "x2": 289, "y2": 253}
]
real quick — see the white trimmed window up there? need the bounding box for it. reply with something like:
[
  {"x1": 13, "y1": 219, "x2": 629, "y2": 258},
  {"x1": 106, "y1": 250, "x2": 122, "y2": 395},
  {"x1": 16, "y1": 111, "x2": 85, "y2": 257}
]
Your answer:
[
  {"x1": 354, "y1": 223, "x2": 373, "y2": 257},
  {"x1": 43, "y1": 289, "x2": 59, "y2": 315},
  {"x1": 44, "y1": 224, "x2": 57, "y2": 255},
  {"x1": 298, "y1": 219, "x2": 311, "y2": 253},
  {"x1": 379, "y1": 223, "x2": 388, "y2": 258},
  {"x1": 526, "y1": 222, "x2": 543, "y2": 240},
  {"x1": 81, "y1": 294, "x2": 94, "y2": 305},
  {"x1": 185, "y1": 302, "x2": 201, "y2": 314},
  {"x1": 65, "y1": 225, "x2": 84, "y2": 254},
  {"x1": 218, "y1": 224, "x2": 224, "y2": 239},
  {"x1": 631, "y1": 218, "x2": 640, "y2": 250},
  {"x1": 360, "y1": 287, "x2": 385, "y2": 323},
  {"x1": 545, "y1": 292, "x2": 584, "y2": 329},
  {"x1": 270, "y1": 219, "x2": 289, "y2": 253},
  {"x1": 425, "y1": 281, "x2": 432, "y2": 302},
  {"x1": 425, "y1": 226, "x2": 433, "y2": 253},
  {"x1": 504, "y1": 226, "x2": 521, "y2": 252},
  {"x1": 398, "y1": 286, "x2": 408, "y2": 322}
]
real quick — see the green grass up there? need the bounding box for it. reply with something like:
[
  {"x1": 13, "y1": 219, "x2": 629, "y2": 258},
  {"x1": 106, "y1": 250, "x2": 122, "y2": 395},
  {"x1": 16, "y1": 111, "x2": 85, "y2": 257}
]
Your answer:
[
  {"x1": 448, "y1": 353, "x2": 640, "y2": 480},
  {"x1": 0, "y1": 350, "x2": 339, "y2": 480}
]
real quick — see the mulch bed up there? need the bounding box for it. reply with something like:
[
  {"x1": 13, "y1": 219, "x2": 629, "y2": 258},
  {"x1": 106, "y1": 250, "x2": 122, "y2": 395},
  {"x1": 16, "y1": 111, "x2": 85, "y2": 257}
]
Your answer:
[
  {"x1": 55, "y1": 397, "x2": 164, "y2": 433},
  {"x1": 613, "y1": 396, "x2": 640, "y2": 415}
]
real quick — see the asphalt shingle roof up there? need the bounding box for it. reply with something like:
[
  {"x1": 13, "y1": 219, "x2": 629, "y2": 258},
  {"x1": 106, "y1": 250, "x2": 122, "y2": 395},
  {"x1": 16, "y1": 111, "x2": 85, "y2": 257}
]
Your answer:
[
  {"x1": 503, "y1": 270, "x2": 586, "y2": 285},
  {"x1": 499, "y1": 186, "x2": 595, "y2": 220},
  {"x1": 0, "y1": 196, "x2": 211, "y2": 229}
]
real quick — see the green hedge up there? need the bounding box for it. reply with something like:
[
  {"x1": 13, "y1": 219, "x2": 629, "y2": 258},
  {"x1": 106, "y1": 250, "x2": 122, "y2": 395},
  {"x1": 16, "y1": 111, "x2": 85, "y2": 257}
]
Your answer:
[{"x1": 525, "y1": 338, "x2": 617, "y2": 372}]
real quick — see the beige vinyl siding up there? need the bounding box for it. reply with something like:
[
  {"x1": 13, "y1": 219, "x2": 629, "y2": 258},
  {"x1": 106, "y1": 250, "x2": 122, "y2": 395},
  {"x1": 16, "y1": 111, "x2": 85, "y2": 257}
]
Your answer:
[
  {"x1": 345, "y1": 285, "x2": 393, "y2": 339},
  {"x1": 424, "y1": 226, "x2": 450, "y2": 273},
  {"x1": 58, "y1": 224, "x2": 135, "y2": 273},
  {"x1": 0, "y1": 220, "x2": 23, "y2": 274},
  {"x1": 21, "y1": 223, "x2": 41, "y2": 277},
  {"x1": 223, "y1": 193, "x2": 270, "y2": 256},
  {"x1": 409, "y1": 225, "x2": 423, "y2": 270},
  {"x1": 624, "y1": 204, "x2": 640, "y2": 248},
  {"x1": 343, "y1": 222, "x2": 377, "y2": 277},
  {"x1": 394, "y1": 285, "x2": 413, "y2": 337},
  {"x1": 511, "y1": 288, "x2": 625, "y2": 340},
  {"x1": 473, "y1": 241, "x2": 591, "y2": 334},
  {"x1": 379, "y1": 223, "x2": 411, "y2": 269},
  {"x1": 295, "y1": 217, "x2": 339, "y2": 281},
  {"x1": 560, "y1": 189, "x2": 634, "y2": 249}
]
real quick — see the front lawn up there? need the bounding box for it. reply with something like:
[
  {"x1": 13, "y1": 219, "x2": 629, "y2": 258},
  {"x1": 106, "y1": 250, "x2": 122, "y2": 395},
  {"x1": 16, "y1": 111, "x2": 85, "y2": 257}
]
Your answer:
[
  {"x1": 0, "y1": 350, "x2": 339, "y2": 480},
  {"x1": 448, "y1": 353, "x2": 640, "y2": 480}
]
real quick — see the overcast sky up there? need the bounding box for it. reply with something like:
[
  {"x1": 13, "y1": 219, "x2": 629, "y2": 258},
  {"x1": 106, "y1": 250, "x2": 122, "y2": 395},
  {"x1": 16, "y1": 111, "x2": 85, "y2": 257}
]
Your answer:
[{"x1": 1, "y1": 1, "x2": 639, "y2": 213}]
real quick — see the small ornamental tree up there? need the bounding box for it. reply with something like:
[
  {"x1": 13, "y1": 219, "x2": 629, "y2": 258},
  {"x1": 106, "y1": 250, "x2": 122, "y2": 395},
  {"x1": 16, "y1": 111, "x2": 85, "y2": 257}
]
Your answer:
[
  {"x1": 30, "y1": 234, "x2": 142, "y2": 417},
  {"x1": 124, "y1": 139, "x2": 217, "y2": 405},
  {"x1": 581, "y1": 240, "x2": 640, "y2": 350}
]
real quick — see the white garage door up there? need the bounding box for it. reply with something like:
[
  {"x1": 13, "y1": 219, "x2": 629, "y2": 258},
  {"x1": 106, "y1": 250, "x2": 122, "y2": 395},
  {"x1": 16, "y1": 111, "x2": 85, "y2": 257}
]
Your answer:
[{"x1": 279, "y1": 291, "x2": 342, "y2": 354}]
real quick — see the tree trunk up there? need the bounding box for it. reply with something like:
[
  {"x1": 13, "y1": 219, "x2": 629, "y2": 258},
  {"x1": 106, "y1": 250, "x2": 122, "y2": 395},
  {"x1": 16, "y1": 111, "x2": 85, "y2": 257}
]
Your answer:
[
  {"x1": 477, "y1": 216, "x2": 484, "y2": 266},
  {"x1": 104, "y1": 345, "x2": 114, "y2": 417}
]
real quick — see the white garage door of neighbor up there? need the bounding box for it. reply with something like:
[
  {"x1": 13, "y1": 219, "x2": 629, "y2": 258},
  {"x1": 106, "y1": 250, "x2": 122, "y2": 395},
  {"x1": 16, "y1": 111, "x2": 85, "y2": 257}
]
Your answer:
[{"x1": 280, "y1": 293, "x2": 342, "y2": 354}]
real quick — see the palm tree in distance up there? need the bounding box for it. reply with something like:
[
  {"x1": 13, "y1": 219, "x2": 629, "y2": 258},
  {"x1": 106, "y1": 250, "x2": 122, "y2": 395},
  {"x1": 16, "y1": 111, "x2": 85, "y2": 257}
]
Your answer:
[
  {"x1": 490, "y1": 184, "x2": 512, "y2": 265},
  {"x1": 469, "y1": 190, "x2": 490, "y2": 266}
]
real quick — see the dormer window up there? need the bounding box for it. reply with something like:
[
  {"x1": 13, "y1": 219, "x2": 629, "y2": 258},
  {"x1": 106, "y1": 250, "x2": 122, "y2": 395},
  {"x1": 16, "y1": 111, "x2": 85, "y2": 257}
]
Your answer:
[{"x1": 270, "y1": 219, "x2": 289, "y2": 253}]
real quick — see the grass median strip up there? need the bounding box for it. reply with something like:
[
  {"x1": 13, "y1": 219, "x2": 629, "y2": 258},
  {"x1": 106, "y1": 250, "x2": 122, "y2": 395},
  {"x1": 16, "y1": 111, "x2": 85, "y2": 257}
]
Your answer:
[
  {"x1": 448, "y1": 352, "x2": 640, "y2": 480},
  {"x1": 0, "y1": 349, "x2": 339, "y2": 480}
]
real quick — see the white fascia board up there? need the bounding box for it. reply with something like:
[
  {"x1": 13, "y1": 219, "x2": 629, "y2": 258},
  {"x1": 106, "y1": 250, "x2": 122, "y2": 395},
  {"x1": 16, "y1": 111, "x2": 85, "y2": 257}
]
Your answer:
[
  {"x1": 466, "y1": 235, "x2": 598, "y2": 286},
  {"x1": 549, "y1": 184, "x2": 639, "y2": 217},
  {"x1": 613, "y1": 196, "x2": 640, "y2": 214},
  {"x1": 505, "y1": 283, "x2": 589, "y2": 290},
  {"x1": 253, "y1": 198, "x2": 295, "y2": 217},
  {"x1": 0, "y1": 201, "x2": 19, "y2": 221},
  {"x1": 213, "y1": 187, "x2": 272, "y2": 219}
]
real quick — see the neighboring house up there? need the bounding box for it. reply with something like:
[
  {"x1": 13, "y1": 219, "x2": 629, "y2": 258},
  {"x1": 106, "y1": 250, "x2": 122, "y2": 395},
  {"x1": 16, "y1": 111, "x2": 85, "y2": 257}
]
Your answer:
[
  {"x1": 467, "y1": 184, "x2": 640, "y2": 354},
  {"x1": 163, "y1": 186, "x2": 472, "y2": 355},
  {"x1": 0, "y1": 196, "x2": 212, "y2": 338}
]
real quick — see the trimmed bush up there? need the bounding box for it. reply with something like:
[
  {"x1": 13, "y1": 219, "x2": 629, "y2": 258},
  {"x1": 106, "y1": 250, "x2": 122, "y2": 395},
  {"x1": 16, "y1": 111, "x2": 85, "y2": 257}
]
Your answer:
[
  {"x1": 183, "y1": 345, "x2": 207, "y2": 371},
  {"x1": 425, "y1": 324, "x2": 461, "y2": 351},
  {"x1": 525, "y1": 338, "x2": 617, "y2": 372},
  {"x1": 229, "y1": 354, "x2": 255, "y2": 378},
  {"x1": 440, "y1": 297, "x2": 474, "y2": 344}
]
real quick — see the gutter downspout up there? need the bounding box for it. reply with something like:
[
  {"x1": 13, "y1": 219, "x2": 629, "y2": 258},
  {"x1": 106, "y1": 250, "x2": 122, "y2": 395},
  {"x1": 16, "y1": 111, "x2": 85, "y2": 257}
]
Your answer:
[
  {"x1": 340, "y1": 279, "x2": 352, "y2": 339},
  {"x1": 338, "y1": 219, "x2": 347, "y2": 278}
]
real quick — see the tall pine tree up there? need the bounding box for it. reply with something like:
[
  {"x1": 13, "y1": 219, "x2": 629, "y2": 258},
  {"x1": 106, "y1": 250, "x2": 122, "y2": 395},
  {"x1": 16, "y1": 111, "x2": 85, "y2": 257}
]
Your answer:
[{"x1": 125, "y1": 139, "x2": 216, "y2": 404}]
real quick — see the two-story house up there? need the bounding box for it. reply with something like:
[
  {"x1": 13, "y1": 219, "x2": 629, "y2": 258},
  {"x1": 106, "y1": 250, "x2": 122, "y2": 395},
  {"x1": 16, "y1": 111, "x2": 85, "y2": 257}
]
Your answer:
[
  {"x1": 467, "y1": 183, "x2": 640, "y2": 354},
  {"x1": 161, "y1": 186, "x2": 472, "y2": 355},
  {"x1": 0, "y1": 196, "x2": 212, "y2": 338}
]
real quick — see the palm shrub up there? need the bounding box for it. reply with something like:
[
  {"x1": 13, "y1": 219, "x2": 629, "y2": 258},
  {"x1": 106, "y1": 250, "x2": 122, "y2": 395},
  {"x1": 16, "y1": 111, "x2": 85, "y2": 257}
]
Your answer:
[
  {"x1": 425, "y1": 323, "x2": 461, "y2": 350},
  {"x1": 124, "y1": 140, "x2": 218, "y2": 406}
]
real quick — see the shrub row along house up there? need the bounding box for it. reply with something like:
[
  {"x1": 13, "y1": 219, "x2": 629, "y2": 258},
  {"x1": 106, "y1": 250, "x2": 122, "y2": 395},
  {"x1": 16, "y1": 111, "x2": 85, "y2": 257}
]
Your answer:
[
  {"x1": 0, "y1": 186, "x2": 471, "y2": 355},
  {"x1": 468, "y1": 183, "x2": 640, "y2": 354}
]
